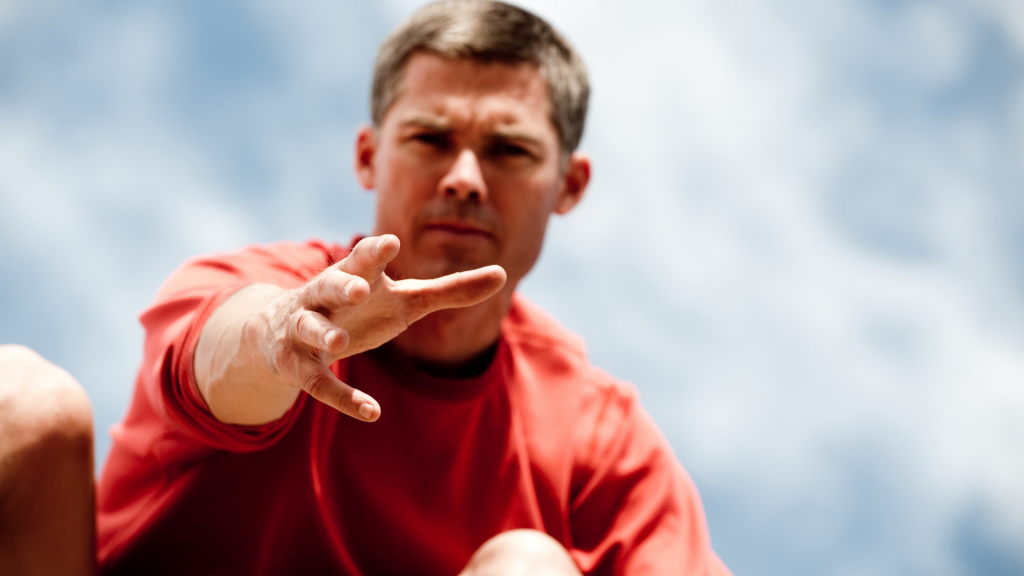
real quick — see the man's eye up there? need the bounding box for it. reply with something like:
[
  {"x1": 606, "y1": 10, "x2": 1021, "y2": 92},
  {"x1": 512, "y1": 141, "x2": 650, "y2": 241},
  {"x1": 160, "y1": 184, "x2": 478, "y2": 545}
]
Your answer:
[
  {"x1": 412, "y1": 133, "x2": 451, "y2": 149},
  {"x1": 490, "y1": 142, "x2": 530, "y2": 157}
]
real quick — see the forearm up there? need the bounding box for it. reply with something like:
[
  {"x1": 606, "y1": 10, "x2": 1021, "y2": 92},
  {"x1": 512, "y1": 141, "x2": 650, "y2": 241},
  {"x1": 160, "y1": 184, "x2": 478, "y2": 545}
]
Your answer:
[{"x1": 193, "y1": 283, "x2": 301, "y2": 425}]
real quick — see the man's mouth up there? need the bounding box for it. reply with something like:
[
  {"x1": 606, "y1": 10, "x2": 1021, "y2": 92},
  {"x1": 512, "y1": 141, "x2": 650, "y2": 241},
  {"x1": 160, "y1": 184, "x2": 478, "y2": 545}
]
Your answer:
[{"x1": 423, "y1": 222, "x2": 493, "y2": 237}]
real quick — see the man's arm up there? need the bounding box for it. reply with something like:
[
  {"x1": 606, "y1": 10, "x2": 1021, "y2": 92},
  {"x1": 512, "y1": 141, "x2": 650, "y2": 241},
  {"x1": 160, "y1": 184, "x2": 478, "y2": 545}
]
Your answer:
[{"x1": 193, "y1": 234, "x2": 506, "y2": 425}]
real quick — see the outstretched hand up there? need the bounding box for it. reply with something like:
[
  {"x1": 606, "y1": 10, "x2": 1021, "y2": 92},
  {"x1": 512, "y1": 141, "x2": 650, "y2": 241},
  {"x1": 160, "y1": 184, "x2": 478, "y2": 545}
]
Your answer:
[{"x1": 255, "y1": 234, "x2": 506, "y2": 422}]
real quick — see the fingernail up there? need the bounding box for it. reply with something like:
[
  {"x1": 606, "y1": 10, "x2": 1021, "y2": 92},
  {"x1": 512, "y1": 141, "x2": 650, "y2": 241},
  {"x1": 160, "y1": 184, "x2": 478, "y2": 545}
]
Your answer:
[
  {"x1": 358, "y1": 403, "x2": 374, "y2": 419},
  {"x1": 344, "y1": 280, "x2": 355, "y2": 298},
  {"x1": 322, "y1": 331, "x2": 334, "y2": 348},
  {"x1": 376, "y1": 236, "x2": 388, "y2": 254}
]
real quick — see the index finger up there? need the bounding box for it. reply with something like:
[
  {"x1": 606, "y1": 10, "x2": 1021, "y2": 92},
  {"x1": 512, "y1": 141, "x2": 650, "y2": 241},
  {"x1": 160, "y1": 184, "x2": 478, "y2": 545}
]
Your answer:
[{"x1": 336, "y1": 235, "x2": 400, "y2": 281}]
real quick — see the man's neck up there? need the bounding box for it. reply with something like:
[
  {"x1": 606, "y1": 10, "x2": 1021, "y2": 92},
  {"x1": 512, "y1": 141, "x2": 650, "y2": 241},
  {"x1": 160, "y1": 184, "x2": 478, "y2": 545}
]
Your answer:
[
  {"x1": 396, "y1": 340, "x2": 500, "y2": 379},
  {"x1": 389, "y1": 284, "x2": 512, "y2": 372}
]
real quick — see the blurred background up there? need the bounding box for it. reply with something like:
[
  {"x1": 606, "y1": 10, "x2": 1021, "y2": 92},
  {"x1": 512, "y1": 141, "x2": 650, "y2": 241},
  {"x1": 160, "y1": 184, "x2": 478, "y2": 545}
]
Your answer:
[{"x1": 2, "y1": 0, "x2": 1023, "y2": 573}]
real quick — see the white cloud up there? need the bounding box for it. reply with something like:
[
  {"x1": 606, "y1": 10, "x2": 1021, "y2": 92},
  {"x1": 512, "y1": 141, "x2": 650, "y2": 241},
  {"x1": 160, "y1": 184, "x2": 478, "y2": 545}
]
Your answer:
[{"x1": 1, "y1": 0, "x2": 1022, "y2": 574}]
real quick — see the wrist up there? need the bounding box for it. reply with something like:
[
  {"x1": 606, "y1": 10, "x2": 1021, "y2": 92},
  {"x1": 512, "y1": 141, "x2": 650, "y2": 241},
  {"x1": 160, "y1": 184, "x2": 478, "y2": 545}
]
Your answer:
[{"x1": 196, "y1": 283, "x2": 300, "y2": 425}]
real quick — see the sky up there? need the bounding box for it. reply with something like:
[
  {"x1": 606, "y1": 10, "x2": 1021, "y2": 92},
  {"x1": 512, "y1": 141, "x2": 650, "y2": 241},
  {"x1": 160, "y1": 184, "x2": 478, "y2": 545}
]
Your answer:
[{"x1": 1, "y1": 0, "x2": 1023, "y2": 574}]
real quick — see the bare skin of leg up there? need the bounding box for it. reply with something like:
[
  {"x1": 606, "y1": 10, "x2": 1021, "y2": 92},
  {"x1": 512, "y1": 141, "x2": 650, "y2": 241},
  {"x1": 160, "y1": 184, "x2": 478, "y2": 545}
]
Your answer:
[
  {"x1": 458, "y1": 529, "x2": 583, "y2": 576},
  {"x1": 0, "y1": 344, "x2": 96, "y2": 576}
]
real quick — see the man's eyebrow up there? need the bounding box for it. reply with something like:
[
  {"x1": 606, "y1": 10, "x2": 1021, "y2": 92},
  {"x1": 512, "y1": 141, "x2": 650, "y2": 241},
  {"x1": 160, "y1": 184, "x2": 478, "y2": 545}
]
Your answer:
[
  {"x1": 399, "y1": 117, "x2": 452, "y2": 131},
  {"x1": 399, "y1": 117, "x2": 545, "y2": 147},
  {"x1": 489, "y1": 128, "x2": 544, "y2": 148}
]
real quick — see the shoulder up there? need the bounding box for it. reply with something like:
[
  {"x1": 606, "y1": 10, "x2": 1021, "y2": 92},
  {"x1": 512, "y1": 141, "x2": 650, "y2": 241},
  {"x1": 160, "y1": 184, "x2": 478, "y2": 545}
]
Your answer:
[
  {"x1": 180, "y1": 238, "x2": 348, "y2": 279},
  {"x1": 502, "y1": 293, "x2": 634, "y2": 397},
  {"x1": 501, "y1": 293, "x2": 641, "y2": 436},
  {"x1": 500, "y1": 295, "x2": 673, "y2": 497},
  {"x1": 153, "y1": 239, "x2": 350, "y2": 301}
]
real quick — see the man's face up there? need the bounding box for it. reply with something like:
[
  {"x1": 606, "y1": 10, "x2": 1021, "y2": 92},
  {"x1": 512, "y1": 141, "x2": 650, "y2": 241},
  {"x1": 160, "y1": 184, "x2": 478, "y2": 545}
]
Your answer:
[{"x1": 355, "y1": 52, "x2": 589, "y2": 286}]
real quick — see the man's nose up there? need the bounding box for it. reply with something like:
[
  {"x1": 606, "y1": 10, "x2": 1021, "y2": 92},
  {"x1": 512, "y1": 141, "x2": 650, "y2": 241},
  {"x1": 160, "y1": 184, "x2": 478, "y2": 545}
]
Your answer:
[{"x1": 438, "y1": 149, "x2": 488, "y2": 202}]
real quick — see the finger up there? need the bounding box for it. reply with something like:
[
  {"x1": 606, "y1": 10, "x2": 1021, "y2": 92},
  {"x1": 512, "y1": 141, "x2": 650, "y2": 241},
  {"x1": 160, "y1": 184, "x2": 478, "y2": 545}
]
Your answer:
[
  {"x1": 337, "y1": 234, "x2": 400, "y2": 281},
  {"x1": 397, "y1": 264, "x2": 507, "y2": 321},
  {"x1": 295, "y1": 362, "x2": 381, "y2": 422},
  {"x1": 301, "y1": 269, "x2": 370, "y2": 311},
  {"x1": 290, "y1": 310, "x2": 351, "y2": 356}
]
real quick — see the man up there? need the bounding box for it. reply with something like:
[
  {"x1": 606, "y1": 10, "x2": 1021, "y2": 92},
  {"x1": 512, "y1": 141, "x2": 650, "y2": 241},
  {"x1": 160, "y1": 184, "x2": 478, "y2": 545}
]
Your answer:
[{"x1": 0, "y1": 1, "x2": 730, "y2": 574}]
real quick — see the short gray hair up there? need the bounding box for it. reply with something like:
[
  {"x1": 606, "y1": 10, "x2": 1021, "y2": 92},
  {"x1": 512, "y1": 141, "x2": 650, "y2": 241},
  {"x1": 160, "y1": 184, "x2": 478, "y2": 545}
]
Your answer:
[{"x1": 371, "y1": 0, "x2": 590, "y2": 157}]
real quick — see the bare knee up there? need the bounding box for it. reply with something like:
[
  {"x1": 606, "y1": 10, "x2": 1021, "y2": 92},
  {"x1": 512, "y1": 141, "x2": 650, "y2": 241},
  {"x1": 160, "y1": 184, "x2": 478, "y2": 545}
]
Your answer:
[
  {"x1": 459, "y1": 529, "x2": 582, "y2": 576},
  {"x1": 0, "y1": 344, "x2": 94, "y2": 504},
  {"x1": 0, "y1": 344, "x2": 93, "y2": 456},
  {"x1": 0, "y1": 345, "x2": 96, "y2": 576}
]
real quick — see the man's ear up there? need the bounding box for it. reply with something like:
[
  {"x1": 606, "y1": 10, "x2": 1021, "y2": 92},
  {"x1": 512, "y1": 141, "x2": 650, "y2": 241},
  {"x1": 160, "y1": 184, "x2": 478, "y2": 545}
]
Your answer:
[
  {"x1": 354, "y1": 125, "x2": 377, "y2": 190},
  {"x1": 553, "y1": 151, "x2": 591, "y2": 215}
]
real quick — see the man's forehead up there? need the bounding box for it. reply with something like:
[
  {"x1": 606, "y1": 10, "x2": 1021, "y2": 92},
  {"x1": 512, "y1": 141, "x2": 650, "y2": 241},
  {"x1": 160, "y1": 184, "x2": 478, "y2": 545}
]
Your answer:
[
  {"x1": 384, "y1": 53, "x2": 553, "y2": 135},
  {"x1": 401, "y1": 52, "x2": 546, "y2": 97}
]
